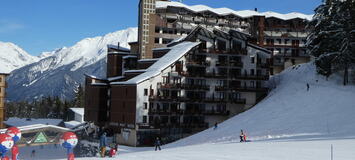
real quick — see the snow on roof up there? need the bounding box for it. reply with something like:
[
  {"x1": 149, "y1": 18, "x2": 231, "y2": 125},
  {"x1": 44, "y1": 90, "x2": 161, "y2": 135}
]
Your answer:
[
  {"x1": 262, "y1": 11, "x2": 313, "y2": 21},
  {"x1": 107, "y1": 76, "x2": 125, "y2": 82},
  {"x1": 91, "y1": 83, "x2": 108, "y2": 86},
  {"x1": 84, "y1": 74, "x2": 105, "y2": 80},
  {"x1": 107, "y1": 44, "x2": 130, "y2": 52},
  {"x1": 138, "y1": 58, "x2": 159, "y2": 62},
  {"x1": 64, "y1": 121, "x2": 84, "y2": 129},
  {"x1": 152, "y1": 47, "x2": 171, "y2": 51},
  {"x1": 111, "y1": 42, "x2": 200, "y2": 85},
  {"x1": 156, "y1": 1, "x2": 312, "y2": 20},
  {"x1": 4, "y1": 118, "x2": 63, "y2": 127},
  {"x1": 125, "y1": 69, "x2": 147, "y2": 73},
  {"x1": 123, "y1": 55, "x2": 138, "y2": 59},
  {"x1": 69, "y1": 108, "x2": 84, "y2": 116}
]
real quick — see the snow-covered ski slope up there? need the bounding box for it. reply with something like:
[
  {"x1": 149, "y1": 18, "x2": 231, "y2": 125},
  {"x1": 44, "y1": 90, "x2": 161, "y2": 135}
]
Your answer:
[
  {"x1": 32, "y1": 62, "x2": 355, "y2": 159},
  {"x1": 166, "y1": 62, "x2": 355, "y2": 147}
]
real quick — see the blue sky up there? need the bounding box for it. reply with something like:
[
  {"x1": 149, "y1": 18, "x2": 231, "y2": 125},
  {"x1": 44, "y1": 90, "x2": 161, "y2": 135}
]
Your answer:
[{"x1": 0, "y1": 0, "x2": 321, "y2": 56}]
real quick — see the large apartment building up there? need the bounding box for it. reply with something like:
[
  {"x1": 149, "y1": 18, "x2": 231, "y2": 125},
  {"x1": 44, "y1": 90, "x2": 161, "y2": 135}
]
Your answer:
[
  {"x1": 0, "y1": 73, "x2": 9, "y2": 128},
  {"x1": 85, "y1": 26, "x2": 271, "y2": 146},
  {"x1": 138, "y1": 0, "x2": 312, "y2": 74},
  {"x1": 85, "y1": 0, "x2": 313, "y2": 146}
]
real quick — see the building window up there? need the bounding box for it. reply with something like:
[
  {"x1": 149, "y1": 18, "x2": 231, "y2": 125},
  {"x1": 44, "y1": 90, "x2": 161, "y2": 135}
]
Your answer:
[
  {"x1": 144, "y1": 89, "x2": 148, "y2": 96},
  {"x1": 155, "y1": 38, "x2": 160, "y2": 44},
  {"x1": 250, "y1": 81, "x2": 255, "y2": 88},
  {"x1": 143, "y1": 116, "x2": 147, "y2": 123},
  {"x1": 144, "y1": 102, "x2": 148, "y2": 109},
  {"x1": 155, "y1": 27, "x2": 160, "y2": 33},
  {"x1": 251, "y1": 57, "x2": 255, "y2": 64},
  {"x1": 277, "y1": 39, "x2": 281, "y2": 44},
  {"x1": 0, "y1": 77, "x2": 2, "y2": 82},
  {"x1": 250, "y1": 69, "x2": 255, "y2": 76},
  {"x1": 149, "y1": 102, "x2": 153, "y2": 109}
]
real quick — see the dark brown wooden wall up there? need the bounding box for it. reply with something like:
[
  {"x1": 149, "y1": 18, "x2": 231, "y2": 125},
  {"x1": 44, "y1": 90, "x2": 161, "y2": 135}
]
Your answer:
[
  {"x1": 84, "y1": 84, "x2": 108, "y2": 125},
  {"x1": 107, "y1": 54, "x2": 123, "y2": 78},
  {"x1": 110, "y1": 85, "x2": 137, "y2": 126}
]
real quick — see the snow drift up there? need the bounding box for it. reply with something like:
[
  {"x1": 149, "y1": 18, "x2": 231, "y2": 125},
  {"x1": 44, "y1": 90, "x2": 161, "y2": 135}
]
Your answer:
[{"x1": 168, "y1": 62, "x2": 355, "y2": 147}]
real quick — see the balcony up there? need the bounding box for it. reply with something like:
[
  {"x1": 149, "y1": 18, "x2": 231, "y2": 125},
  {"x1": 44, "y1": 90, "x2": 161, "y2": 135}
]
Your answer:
[
  {"x1": 256, "y1": 62, "x2": 270, "y2": 69},
  {"x1": 149, "y1": 96, "x2": 188, "y2": 102},
  {"x1": 198, "y1": 48, "x2": 247, "y2": 55},
  {"x1": 215, "y1": 86, "x2": 229, "y2": 91},
  {"x1": 203, "y1": 110, "x2": 230, "y2": 116},
  {"x1": 157, "y1": 82, "x2": 209, "y2": 91},
  {"x1": 186, "y1": 61, "x2": 210, "y2": 67},
  {"x1": 158, "y1": 83, "x2": 182, "y2": 90},
  {"x1": 181, "y1": 84, "x2": 210, "y2": 90},
  {"x1": 148, "y1": 109, "x2": 184, "y2": 115},
  {"x1": 204, "y1": 98, "x2": 228, "y2": 103},
  {"x1": 230, "y1": 86, "x2": 269, "y2": 93},
  {"x1": 204, "y1": 73, "x2": 228, "y2": 79},
  {"x1": 230, "y1": 74, "x2": 269, "y2": 81},
  {"x1": 230, "y1": 98, "x2": 247, "y2": 104}
]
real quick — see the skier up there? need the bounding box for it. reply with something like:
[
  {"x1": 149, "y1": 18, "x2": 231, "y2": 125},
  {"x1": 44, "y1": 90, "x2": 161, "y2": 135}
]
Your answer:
[
  {"x1": 240, "y1": 130, "x2": 245, "y2": 142},
  {"x1": 100, "y1": 132, "x2": 107, "y2": 157},
  {"x1": 214, "y1": 122, "x2": 218, "y2": 130},
  {"x1": 155, "y1": 137, "x2": 161, "y2": 151},
  {"x1": 306, "y1": 83, "x2": 310, "y2": 91}
]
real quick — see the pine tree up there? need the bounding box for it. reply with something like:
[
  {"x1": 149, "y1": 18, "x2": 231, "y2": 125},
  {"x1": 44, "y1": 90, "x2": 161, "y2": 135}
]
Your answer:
[
  {"x1": 74, "y1": 84, "x2": 84, "y2": 108},
  {"x1": 307, "y1": 0, "x2": 355, "y2": 84}
]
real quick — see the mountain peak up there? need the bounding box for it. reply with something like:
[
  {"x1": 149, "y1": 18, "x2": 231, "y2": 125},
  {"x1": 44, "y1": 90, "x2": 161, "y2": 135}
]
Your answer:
[
  {"x1": 6, "y1": 27, "x2": 138, "y2": 101},
  {"x1": 0, "y1": 41, "x2": 39, "y2": 73}
]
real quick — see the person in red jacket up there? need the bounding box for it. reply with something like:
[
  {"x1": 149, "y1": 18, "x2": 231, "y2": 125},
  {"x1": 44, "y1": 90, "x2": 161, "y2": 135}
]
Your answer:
[
  {"x1": 109, "y1": 147, "x2": 117, "y2": 157},
  {"x1": 243, "y1": 132, "x2": 247, "y2": 142}
]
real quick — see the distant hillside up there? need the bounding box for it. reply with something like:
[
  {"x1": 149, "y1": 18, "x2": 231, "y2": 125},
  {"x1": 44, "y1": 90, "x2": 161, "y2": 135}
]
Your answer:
[{"x1": 7, "y1": 28, "x2": 138, "y2": 101}]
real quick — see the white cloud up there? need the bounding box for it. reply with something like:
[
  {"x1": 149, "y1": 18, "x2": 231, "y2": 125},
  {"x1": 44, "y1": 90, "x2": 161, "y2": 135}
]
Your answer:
[{"x1": 0, "y1": 20, "x2": 25, "y2": 33}]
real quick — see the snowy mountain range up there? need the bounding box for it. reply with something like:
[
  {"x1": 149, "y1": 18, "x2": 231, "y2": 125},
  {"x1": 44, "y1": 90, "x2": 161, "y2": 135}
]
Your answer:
[
  {"x1": 5, "y1": 27, "x2": 138, "y2": 101},
  {"x1": 0, "y1": 42, "x2": 40, "y2": 73}
]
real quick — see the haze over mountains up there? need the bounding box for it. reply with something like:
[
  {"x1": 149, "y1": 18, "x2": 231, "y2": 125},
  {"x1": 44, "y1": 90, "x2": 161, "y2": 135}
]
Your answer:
[{"x1": 1, "y1": 27, "x2": 137, "y2": 101}]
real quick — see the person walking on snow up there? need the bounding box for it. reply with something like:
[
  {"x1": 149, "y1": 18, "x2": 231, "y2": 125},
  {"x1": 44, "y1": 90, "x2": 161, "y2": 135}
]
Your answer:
[
  {"x1": 99, "y1": 132, "x2": 107, "y2": 157},
  {"x1": 307, "y1": 83, "x2": 310, "y2": 91},
  {"x1": 240, "y1": 130, "x2": 245, "y2": 142},
  {"x1": 155, "y1": 137, "x2": 162, "y2": 151},
  {"x1": 214, "y1": 122, "x2": 218, "y2": 130}
]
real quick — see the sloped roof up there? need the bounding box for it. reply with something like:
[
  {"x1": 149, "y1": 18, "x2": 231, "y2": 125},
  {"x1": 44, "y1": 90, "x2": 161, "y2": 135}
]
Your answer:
[
  {"x1": 156, "y1": 1, "x2": 313, "y2": 21},
  {"x1": 69, "y1": 108, "x2": 84, "y2": 116},
  {"x1": 111, "y1": 41, "x2": 200, "y2": 85}
]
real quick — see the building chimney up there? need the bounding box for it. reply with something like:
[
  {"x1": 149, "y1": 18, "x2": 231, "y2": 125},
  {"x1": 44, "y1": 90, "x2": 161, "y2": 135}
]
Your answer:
[{"x1": 254, "y1": 8, "x2": 258, "y2": 12}]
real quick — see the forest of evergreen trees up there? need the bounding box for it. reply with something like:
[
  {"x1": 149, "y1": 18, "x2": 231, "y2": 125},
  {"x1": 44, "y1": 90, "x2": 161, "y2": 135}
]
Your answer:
[{"x1": 5, "y1": 85, "x2": 84, "y2": 120}]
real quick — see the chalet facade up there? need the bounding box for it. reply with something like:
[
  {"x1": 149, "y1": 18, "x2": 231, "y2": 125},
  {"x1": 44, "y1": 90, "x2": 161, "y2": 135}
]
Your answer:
[
  {"x1": 0, "y1": 73, "x2": 9, "y2": 128},
  {"x1": 138, "y1": 0, "x2": 312, "y2": 74},
  {"x1": 85, "y1": 27, "x2": 271, "y2": 146}
]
